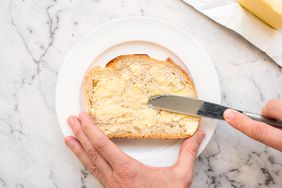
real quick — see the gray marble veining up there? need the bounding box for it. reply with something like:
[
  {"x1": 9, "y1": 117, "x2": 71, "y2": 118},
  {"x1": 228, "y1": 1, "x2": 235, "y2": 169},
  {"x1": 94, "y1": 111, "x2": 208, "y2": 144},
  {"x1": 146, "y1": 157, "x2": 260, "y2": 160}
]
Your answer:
[{"x1": 0, "y1": 0, "x2": 281, "y2": 187}]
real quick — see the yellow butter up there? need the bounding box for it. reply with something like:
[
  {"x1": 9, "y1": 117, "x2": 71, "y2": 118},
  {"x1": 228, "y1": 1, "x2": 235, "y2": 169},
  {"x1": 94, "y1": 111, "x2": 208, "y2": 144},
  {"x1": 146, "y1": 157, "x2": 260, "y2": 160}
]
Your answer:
[{"x1": 238, "y1": 0, "x2": 282, "y2": 29}]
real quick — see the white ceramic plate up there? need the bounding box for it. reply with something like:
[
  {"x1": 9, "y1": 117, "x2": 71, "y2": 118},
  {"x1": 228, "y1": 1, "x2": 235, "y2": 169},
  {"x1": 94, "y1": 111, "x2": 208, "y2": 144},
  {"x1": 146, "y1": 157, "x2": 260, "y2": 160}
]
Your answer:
[{"x1": 56, "y1": 17, "x2": 220, "y2": 168}]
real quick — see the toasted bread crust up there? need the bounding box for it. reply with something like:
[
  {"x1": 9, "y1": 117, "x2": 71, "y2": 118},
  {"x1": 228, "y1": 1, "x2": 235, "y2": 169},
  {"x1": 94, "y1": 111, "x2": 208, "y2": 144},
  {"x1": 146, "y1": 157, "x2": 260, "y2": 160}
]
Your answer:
[
  {"x1": 84, "y1": 54, "x2": 200, "y2": 139},
  {"x1": 106, "y1": 54, "x2": 197, "y2": 98}
]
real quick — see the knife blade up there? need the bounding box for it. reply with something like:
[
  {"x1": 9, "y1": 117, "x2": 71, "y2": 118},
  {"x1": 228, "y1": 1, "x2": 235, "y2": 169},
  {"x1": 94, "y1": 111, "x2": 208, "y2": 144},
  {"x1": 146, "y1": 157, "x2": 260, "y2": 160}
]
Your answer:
[{"x1": 148, "y1": 95, "x2": 282, "y2": 128}]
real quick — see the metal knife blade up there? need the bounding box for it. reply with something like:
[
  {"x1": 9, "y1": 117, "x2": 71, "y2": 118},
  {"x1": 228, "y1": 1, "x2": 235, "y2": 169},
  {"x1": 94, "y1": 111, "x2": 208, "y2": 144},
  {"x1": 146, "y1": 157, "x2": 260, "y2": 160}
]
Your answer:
[
  {"x1": 148, "y1": 95, "x2": 228, "y2": 120},
  {"x1": 148, "y1": 95, "x2": 282, "y2": 128}
]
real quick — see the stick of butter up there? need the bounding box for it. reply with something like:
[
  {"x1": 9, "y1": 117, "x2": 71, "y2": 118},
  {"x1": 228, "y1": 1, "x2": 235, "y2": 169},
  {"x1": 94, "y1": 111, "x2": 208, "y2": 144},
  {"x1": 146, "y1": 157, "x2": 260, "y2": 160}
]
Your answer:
[{"x1": 238, "y1": 0, "x2": 282, "y2": 29}]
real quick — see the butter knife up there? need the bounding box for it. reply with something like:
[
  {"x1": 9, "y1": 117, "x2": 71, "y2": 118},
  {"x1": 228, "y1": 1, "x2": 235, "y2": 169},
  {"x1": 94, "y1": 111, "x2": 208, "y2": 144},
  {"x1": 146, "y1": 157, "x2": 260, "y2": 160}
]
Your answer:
[{"x1": 148, "y1": 95, "x2": 282, "y2": 128}]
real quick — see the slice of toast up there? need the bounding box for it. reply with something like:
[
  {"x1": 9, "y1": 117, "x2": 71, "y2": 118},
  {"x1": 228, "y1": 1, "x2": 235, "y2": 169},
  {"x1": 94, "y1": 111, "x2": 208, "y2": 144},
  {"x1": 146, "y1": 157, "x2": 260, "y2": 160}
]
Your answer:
[{"x1": 84, "y1": 54, "x2": 200, "y2": 138}]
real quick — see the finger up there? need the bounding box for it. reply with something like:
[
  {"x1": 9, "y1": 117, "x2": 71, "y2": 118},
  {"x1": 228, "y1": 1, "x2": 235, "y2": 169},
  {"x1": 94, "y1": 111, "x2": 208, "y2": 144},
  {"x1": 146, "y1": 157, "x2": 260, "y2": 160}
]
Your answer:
[
  {"x1": 176, "y1": 130, "x2": 205, "y2": 173},
  {"x1": 224, "y1": 109, "x2": 282, "y2": 151},
  {"x1": 67, "y1": 116, "x2": 112, "y2": 179},
  {"x1": 78, "y1": 112, "x2": 129, "y2": 168},
  {"x1": 64, "y1": 136, "x2": 105, "y2": 184},
  {"x1": 262, "y1": 99, "x2": 282, "y2": 121}
]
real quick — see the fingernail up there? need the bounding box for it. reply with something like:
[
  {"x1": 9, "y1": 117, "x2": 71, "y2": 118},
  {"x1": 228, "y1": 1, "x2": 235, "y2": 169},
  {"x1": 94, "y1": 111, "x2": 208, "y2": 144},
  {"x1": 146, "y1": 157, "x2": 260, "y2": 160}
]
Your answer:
[
  {"x1": 64, "y1": 136, "x2": 75, "y2": 146},
  {"x1": 224, "y1": 109, "x2": 236, "y2": 122},
  {"x1": 67, "y1": 116, "x2": 75, "y2": 125}
]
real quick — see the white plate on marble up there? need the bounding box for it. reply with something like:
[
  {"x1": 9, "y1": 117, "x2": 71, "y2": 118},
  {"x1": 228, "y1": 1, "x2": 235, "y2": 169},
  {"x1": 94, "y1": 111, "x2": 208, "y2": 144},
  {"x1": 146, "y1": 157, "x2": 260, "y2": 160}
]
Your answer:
[{"x1": 56, "y1": 17, "x2": 220, "y2": 168}]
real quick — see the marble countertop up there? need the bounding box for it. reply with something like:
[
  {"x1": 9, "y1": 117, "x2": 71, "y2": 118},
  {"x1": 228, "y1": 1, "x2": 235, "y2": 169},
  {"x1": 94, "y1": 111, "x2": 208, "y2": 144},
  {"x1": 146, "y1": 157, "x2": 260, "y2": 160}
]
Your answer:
[{"x1": 0, "y1": 0, "x2": 281, "y2": 187}]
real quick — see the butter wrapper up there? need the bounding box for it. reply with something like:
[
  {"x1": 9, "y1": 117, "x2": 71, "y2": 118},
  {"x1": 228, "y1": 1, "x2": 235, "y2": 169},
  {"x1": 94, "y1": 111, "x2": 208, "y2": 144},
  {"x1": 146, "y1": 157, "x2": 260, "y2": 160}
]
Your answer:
[{"x1": 183, "y1": 0, "x2": 282, "y2": 66}]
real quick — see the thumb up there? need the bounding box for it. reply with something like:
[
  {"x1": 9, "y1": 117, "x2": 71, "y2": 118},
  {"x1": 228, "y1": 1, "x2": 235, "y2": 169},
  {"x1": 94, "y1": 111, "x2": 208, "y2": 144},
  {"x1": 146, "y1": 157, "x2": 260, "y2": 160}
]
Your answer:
[{"x1": 176, "y1": 130, "x2": 205, "y2": 172}]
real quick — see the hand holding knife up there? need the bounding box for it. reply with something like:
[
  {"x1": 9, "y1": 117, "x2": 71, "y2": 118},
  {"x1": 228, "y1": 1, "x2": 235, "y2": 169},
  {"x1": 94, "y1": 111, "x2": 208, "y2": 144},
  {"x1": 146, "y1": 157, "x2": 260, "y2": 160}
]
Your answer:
[{"x1": 148, "y1": 95, "x2": 282, "y2": 128}]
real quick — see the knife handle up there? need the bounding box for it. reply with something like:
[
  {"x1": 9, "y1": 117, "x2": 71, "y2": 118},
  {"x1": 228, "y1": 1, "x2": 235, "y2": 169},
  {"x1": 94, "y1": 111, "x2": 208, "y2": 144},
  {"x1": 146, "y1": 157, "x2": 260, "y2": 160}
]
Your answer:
[{"x1": 243, "y1": 112, "x2": 282, "y2": 128}]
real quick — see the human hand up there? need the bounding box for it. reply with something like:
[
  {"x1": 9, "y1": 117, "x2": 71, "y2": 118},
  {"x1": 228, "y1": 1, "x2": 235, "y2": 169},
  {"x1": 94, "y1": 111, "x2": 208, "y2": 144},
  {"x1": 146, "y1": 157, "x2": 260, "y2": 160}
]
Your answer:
[
  {"x1": 224, "y1": 99, "x2": 282, "y2": 151},
  {"x1": 64, "y1": 112, "x2": 205, "y2": 188}
]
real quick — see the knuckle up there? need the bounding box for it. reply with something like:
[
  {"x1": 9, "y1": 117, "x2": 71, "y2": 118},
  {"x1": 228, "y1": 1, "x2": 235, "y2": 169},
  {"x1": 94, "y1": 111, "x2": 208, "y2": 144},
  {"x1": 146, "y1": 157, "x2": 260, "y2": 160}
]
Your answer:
[
  {"x1": 195, "y1": 136, "x2": 202, "y2": 146},
  {"x1": 80, "y1": 117, "x2": 94, "y2": 131},
  {"x1": 183, "y1": 143, "x2": 198, "y2": 156},
  {"x1": 114, "y1": 161, "x2": 133, "y2": 177},
  {"x1": 81, "y1": 122, "x2": 90, "y2": 132},
  {"x1": 88, "y1": 166, "x2": 99, "y2": 177},
  {"x1": 94, "y1": 137, "x2": 108, "y2": 151},
  {"x1": 109, "y1": 159, "x2": 122, "y2": 168},
  {"x1": 72, "y1": 126, "x2": 83, "y2": 138},
  {"x1": 87, "y1": 148, "x2": 99, "y2": 163},
  {"x1": 251, "y1": 123, "x2": 268, "y2": 141}
]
